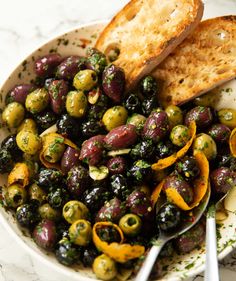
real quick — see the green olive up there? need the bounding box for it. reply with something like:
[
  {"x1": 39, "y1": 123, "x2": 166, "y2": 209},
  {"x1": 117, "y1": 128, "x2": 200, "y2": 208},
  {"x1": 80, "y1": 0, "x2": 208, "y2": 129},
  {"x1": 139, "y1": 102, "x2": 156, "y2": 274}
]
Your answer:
[
  {"x1": 39, "y1": 203, "x2": 61, "y2": 221},
  {"x1": 93, "y1": 254, "x2": 117, "y2": 281},
  {"x1": 2, "y1": 102, "x2": 25, "y2": 128},
  {"x1": 23, "y1": 160, "x2": 39, "y2": 179},
  {"x1": 5, "y1": 184, "x2": 27, "y2": 208},
  {"x1": 165, "y1": 105, "x2": 183, "y2": 129},
  {"x1": 16, "y1": 130, "x2": 41, "y2": 155},
  {"x1": 25, "y1": 88, "x2": 49, "y2": 114},
  {"x1": 73, "y1": 70, "x2": 98, "y2": 91},
  {"x1": 69, "y1": 219, "x2": 92, "y2": 246},
  {"x1": 218, "y1": 108, "x2": 236, "y2": 129},
  {"x1": 194, "y1": 91, "x2": 218, "y2": 107},
  {"x1": 193, "y1": 133, "x2": 217, "y2": 160},
  {"x1": 17, "y1": 118, "x2": 38, "y2": 134},
  {"x1": 126, "y1": 113, "x2": 146, "y2": 132},
  {"x1": 63, "y1": 200, "x2": 89, "y2": 224},
  {"x1": 170, "y1": 125, "x2": 191, "y2": 147},
  {"x1": 43, "y1": 138, "x2": 65, "y2": 163},
  {"x1": 28, "y1": 183, "x2": 46, "y2": 204},
  {"x1": 119, "y1": 214, "x2": 142, "y2": 237},
  {"x1": 102, "y1": 106, "x2": 128, "y2": 131},
  {"x1": 66, "y1": 90, "x2": 87, "y2": 118}
]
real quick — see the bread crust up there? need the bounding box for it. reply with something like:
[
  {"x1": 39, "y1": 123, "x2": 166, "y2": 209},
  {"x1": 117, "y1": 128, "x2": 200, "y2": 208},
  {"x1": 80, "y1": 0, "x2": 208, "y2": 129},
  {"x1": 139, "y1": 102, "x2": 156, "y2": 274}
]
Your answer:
[
  {"x1": 152, "y1": 15, "x2": 236, "y2": 106},
  {"x1": 95, "y1": 0, "x2": 204, "y2": 90}
]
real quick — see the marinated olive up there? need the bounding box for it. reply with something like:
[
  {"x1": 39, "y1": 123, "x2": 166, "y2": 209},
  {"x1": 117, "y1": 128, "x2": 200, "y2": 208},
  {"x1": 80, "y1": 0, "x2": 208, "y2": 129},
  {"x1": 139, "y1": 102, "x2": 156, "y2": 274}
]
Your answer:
[
  {"x1": 93, "y1": 254, "x2": 117, "y2": 281},
  {"x1": 48, "y1": 79, "x2": 68, "y2": 114},
  {"x1": 39, "y1": 203, "x2": 61, "y2": 221},
  {"x1": 127, "y1": 113, "x2": 146, "y2": 133},
  {"x1": 119, "y1": 214, "x2": 142, "y2": 237},
  {"x1": 33, "y1": 219, "x2": 57, "y2": 250},
  {"x1": 2, "y1": 102, "x2": 25, "y2": 128},
  {"x1": 130, "y1": 140, "x2": 155, "y2": 160},
  {"x1": 56, "y1": 56, "x2": 86, "y2": 80},
  {"x1": 185, "y1": 106, "x2": 213, "y2": 129},
  {"x1": 142, "y1": 109, "x2": 169, "y2": 143},
  {"x1": 73, "y1": 70, "x2": 98, "y2": 91},
  {"x1": 96, "y1": 225, "x2": 120, "y2": 243},
  {"x1": 17, "y1": 118, "x2": 38, "y2": 134},
  {"x1": 165, "y1": 105, "x2": 183, "y2": 129},
  {"x1": 16, "y1": 203, "x2": 40, "y2": 228},
  {"x1": 96, "y1": 198, "x2": 126, "y2": 223},
  {"x1": 44, "y1": 78, "x2": 56, "y2": 89},
  {"x1": 0, "y1": 148, "x2": 14, "y2": 173},
  {"x1": 6, "y1": 84, "x2": 35, "y2": 105},
  {"x1": 86, "y1": 47, "x2": 107, "y2": 75},
  {"x1": 5, "y1": 184, "x2": 27, "y2": 208},
  {"x1": 16, "y1": 130, "x2": 41, "y2": 155},
  {"x1": 156, "y1": 140, "x2": 175, "y2": 159},
  {"x1": 159, "y1": 241, "x2": 174, "y2": 258},
  {"x1": 193, "y1": 133, "x2": 217, "y2": 160},
  {"x1": 48, "y1": 187, "x2": 70, "y2": 209},
  {"x1": 69, "y1": 219, "x2": 92, "y2": 246},
  {"x1": 88, "y1": 94, "x2": 109, "y2": 120},
  {"x1": 102, "y1": 106, "x2": 128, "y2": 131},
  {"x1": 82, "y1": 247, "x2": 99, "y2": 267},
  {"x1": 207, "y1": 123, "x2": 231, "y2": 143},
  {"x1": 55, "y1": 237, "x2": 80, "y2": 266},
  {"x1": 56, "y1": 114, "x2": 80, "y2": 139},
  {"x1": 170, "y1": 125, "x2": 191, "y2": 147},
  {"x1": 81, "y1": 119, "x2": 105, "y2": 138},
  {"x1": 43, "y1": 137, "x2": 65, "y2": 163},
  {"x1": 102, "y1": 64, "x2": 125, "y2": 103},
  {"x1": 37, "y1": 168, "x2": 63, "y2": 189},
  {"x1": 28, "y1": 183, "x2": 46, "y2": 204},
  {"x1": 140, "y1": 76, "x2": 157, "y2": 96},
  {"x1": 35, "y1": 111, "x2": 57, "y2": 130},
  {"x1": 25, "y1": 88, "x2": 49, "y2": 114},
  {"x1": 1, "y1": 134, "x2": 21, "y2": 157},
  {"x1": 210, "y1": 167, "x2": 236, "y2": 194},
  {"x1": 163, "y1": 174, "x2": 194, "y2": 205},
  {"x1": 35, "y1": 53, "x2": 62, "y2": 77},
  {"x1": 175, "y1": 156, "x2": 200, "y2": 181},
  {"x1": 67, "y1": 165, "x2": 90, "y2": 197},
  {"x1": 63, "y1": 200, "x2": 89, "y2": 224},
  {"x1": 127, "y1": 160, "x2": 152, "y2": 183},
  {"x1": 124, "y1": 93, "x2": 141, "y2": 113},
  {"x1": 66, "y1": 90, "x2": 87, "y2": 118},
  {"x1": 218, "y1": 108, "x2": 236, "y2": 129},
  {"x1": 60, "y1": 147, "x2": 80, "y2": 174},
  {"x1": 156, "y1": 203, "x2": 181, "y2": 232},
  {"x1": 110, "y1": 174, "x2": 132, "y2": 200},
  {"x1": 106, "y1": 157, "x2": 127, "y2": 175},
  {"x1": 142, "y1": 94, "x2": 159, "y2": 116}
]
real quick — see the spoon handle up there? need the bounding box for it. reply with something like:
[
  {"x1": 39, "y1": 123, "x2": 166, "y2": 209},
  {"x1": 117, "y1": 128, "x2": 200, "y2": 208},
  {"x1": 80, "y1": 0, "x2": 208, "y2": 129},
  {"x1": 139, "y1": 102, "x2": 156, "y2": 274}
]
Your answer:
[
  {"x1": 204, "y1": 207, "x2": 220, "y2": 281},
  {"x1": 135, "y1": 238, "x2": 166, "y2": 281}
]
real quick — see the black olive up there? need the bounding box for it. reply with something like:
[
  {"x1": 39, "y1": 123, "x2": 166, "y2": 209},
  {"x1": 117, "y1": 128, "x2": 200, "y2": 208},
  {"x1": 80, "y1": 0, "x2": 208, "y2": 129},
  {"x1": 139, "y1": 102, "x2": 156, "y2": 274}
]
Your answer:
[
  {"x1": 48, "y1": 187, "x2": 70, "y2": 209},
  {"x1": 1, "y1": 134, "x2": 22, "y2": 159},
  {"x1": 16, "y1": 203, "x2": 40, "y2": 228},
  {"x1": 88, "y1": 94, "x2": 109, "y2": 120},
  {"x1": 124, "y1": 93, "x2": 141, "y2": 113},
  {"x1": 175, "y1": 156, "x2": 200, "y2": 181},
  {"x1": 81, "y1": 119, "x2": 105, "y2": 138},
  {"x1": 56, "y1": 220, "x2": 70, "y2": 239},
  {"x1": 142, "y1": 94, "x2": 159, "y2": 116},
  {"x1": 110, "y1": 174, "x2": 132, "y2": 200},
  {"x1": 156, "y1": 203, "x2": 181, "y2": 232},
  {"x1": 86, "y1": 47, "x2": 107, "y2": 75},
  {"x1": 37, "y1": 168, "x2": 63, "y2": 190},
  {"x1": 44, "y1": 78, "x2": 56, "y2": 89},
  {"x1": 56, "y1": 114, "x2": 80, "y2": 139},
  {"x1": 156, "y1": 140, "x2": 176, "y2": 159},
  {"x1": 82, "y1": 247, "x2": 99, "y2": 267},
  {"x1": 55, "y1": 238, "x2": 81, "y2": 266},
  {"x1": 0, "y1": 148, "x2": 14, "y2": 174},
  {"x1": 96, "y1": 225, "x2": 121, "y2": 243},
  {"x1": 140, "y1": 76, "x2": 158, "y2": 96},
  {"x1": 127, "y1": 160, "x2": 152, "y2": 183},
  {"x1": 35, "y1": 110, "x2": 57, "y2": 130},
  {"x1": 159, "y1": 241, "x2": 174, "y2": 257},
  {"x1": 130, "y1": 140, "x2": 155, "y2": 160}
]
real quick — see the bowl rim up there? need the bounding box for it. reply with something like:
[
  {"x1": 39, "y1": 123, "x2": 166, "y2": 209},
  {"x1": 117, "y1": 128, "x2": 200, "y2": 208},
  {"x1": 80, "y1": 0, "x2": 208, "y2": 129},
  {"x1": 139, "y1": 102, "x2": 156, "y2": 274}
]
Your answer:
[{"x1": 0, "y1": 19, "x2": 236, "y2": 281}]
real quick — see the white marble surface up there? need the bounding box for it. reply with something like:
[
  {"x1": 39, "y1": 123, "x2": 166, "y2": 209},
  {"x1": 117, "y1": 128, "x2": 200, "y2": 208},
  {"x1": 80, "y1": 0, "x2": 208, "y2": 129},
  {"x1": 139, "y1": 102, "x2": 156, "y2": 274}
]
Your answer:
[{"x1": 0, "y1": 0, "x2": 236, "y2": 280}]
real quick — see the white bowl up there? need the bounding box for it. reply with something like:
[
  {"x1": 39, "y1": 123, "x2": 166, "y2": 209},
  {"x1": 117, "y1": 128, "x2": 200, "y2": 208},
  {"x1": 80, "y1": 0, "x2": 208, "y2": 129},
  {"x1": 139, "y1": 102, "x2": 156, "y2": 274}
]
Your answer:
[{"x1": 1, "y1": 17, "x2": 236, "y2": 281}]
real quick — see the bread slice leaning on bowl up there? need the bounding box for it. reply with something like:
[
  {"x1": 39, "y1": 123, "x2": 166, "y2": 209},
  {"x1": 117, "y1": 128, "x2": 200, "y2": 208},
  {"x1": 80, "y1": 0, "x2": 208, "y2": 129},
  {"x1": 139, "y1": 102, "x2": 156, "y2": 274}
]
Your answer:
[
  {"x1": 95, "y1": 0, "x2": 204, "y2": 91},
  {"x1": 152, "y1": 15, "x2": 236, "y2": 107}
]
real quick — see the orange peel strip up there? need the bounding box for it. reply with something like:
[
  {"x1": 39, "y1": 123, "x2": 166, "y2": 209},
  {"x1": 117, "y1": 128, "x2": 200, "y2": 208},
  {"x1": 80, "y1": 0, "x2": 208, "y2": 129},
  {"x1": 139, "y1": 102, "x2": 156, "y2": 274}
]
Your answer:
[
  {"x1": 229, "y1": 127, "x2": 236, "y2": 157},
  {"x1": 93, "y1": 222, "x2": 145, "y2": 263},
  {"x1": 165, "y1": 151, "x2": 209, "y2": 211},
  {"x1": 151, "y1": 121, "x2": 196, "y2": 171},
  {"x1": 8, "y1": 162, "x2": 30, "y2": 187},
  {"x1": 151, "y1": 180, "x2": 164, "y2": 207}
]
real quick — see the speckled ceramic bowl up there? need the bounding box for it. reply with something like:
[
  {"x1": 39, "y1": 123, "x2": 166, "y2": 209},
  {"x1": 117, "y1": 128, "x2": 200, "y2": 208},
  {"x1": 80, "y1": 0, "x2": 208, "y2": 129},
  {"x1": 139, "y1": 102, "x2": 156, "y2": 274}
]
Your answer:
[{"x1": 0, "y1": 17, "x2": 236, "y2": 281}]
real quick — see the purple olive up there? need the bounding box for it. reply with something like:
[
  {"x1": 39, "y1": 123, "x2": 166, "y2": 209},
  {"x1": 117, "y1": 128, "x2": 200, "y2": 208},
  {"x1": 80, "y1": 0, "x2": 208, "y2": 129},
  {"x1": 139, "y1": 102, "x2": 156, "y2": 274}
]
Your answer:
[
  {"x1": 48, "y1": 79, "x2": 68, "y2": 114},
  {"x1": 207, "y1": 124, "x2": 231, "y2": 143},
  {"x1": 67, "y1": 165, "x2": 91, "y2": 197},
  {"x1": 126, "y1": 190, "x2": 153, "y2": 220},
  {"x1": 106, "y1": 157, "x2": 127, "y2": 175},
  {"x1": 79, "y1": 135, "x2": 105, "y2": 166},
  {"x1": 163, "y1": 174, "x2": 194, "y2": 205},
  {"x1": 6, "y1": 84, "x2": 35, "y2": 104},
  {"x1": 35, "y1": 53, "x2": 62, "y2": 77},
  {"x1": 56, "y1": 56, "x2": 86, "y2": 80},
  {"x1": 61, "y1": 147, "x2": 80, "y2": 174},
  {"x1": 185, "y1": 106, "x2": 213, "y2": 129},
  {"x1": 102, "y1": 64, "x2": 125, "y2": 103},
  {"x1": 175, "y1": 223, "x2": 205, "y2": 254},
  {"x1": 96, "y1": 197, "x2": 126, "y2": 223},
  {"x1": 210, "y1": 167, "x2": 236, "y2": 194},
  {"x1": 142, "y1": 109, "x2": 169, "y2": 143},
  {"x1": 33, "y1": 219, "x2": 57, "y2": 250}
]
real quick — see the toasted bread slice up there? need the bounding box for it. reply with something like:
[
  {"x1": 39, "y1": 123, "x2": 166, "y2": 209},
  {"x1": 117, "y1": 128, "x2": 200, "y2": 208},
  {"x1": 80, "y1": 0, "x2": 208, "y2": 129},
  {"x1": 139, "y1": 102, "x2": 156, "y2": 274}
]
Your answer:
[
  {"x1": 95, "y1": 0, "x2": 204, "y2": 90},
  {"x1": 152, "y1": 16, "x2": 236, "y2": 107}
]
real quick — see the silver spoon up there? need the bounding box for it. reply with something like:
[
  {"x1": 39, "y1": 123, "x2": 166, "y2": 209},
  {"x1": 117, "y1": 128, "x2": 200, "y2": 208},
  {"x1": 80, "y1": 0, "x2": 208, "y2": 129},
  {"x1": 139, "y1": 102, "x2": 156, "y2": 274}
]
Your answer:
[{"x1": 135, "y1": 186, "x2": 211, "y2": 281}]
